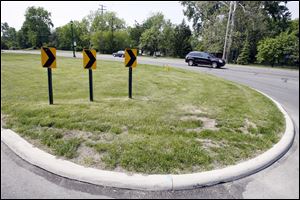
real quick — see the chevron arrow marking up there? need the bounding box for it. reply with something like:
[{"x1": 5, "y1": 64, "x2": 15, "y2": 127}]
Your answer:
[
  {"x1": 125, "y1": 49, "x2": 137, "y2": 67},
  {"x1": 42, "y1": 47, "x2": 56, "y2": 68},
  {"x1": 84, "y1": 50, "x2": 96, "y2": 69}
]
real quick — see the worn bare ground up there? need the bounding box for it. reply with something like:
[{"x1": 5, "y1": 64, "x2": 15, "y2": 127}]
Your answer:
[
  {"x1": 70, "y1": 144, "x2": 105, "y2": 168},
  {"x1": 63, "y1": 129, "x2": 93, "y2": 140},
  {"x1": 180, "y1": 105, "x2": 219, "y2": 132},
  {"x1": 1, "y1": 113, "x2": 8, "y2": 128},
  {"x1": 195, "y1": 138, "x2": 227, "y2": 149},
  {"x1": 181, "y1": 105, "x2": 206, "y2": 115},
  {"x1": 238, "y1": 118, "x2": 258, "y2": 134}
]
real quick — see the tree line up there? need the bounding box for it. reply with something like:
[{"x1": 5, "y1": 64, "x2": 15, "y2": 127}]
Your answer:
[{"x1": 1, "y1": 1, "x2": 299, "y2": 67}]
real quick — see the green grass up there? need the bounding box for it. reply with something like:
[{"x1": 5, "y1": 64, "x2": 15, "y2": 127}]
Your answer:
[{"x1": 1, "y1": 53, "x2": 285, "y2": 174}]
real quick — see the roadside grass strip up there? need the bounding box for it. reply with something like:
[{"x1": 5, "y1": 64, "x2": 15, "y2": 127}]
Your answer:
[{"x1": 1, "y1": 53, "x2": 285, "y2": 174}]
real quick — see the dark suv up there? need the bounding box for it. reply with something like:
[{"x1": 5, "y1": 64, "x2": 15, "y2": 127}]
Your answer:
[{"x1": 185, "y1": 51, "x2": 225, "y2": 68}]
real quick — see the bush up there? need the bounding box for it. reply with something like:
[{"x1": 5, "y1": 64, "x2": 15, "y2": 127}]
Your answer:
[{"x1": 256, "y1": 32, "x2": 299, "y2": 67}]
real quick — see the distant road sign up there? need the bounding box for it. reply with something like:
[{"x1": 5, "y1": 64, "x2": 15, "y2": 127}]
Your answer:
[
  {"x1": 83, "y1": 49, "x2": 96, "y2": 69},
  {"x1": 125, "y1": 48, "x2": 137, "y2": 68},
  {"x1": 41, "y1": 47, "x2": 56, "y2": 68}
]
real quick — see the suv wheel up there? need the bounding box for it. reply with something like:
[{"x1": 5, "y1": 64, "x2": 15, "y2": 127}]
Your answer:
[
  {"x1": 212, "y1": 62, "x2": 218, "y2": 68},
  {"x1": 188, "y1": 60, "x2": 194, "y2": 66}
]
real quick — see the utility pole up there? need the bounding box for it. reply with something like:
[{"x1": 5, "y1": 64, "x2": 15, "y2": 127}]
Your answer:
[
  {"x1": 226, "y1": 1, "x2": 237, "y2": 63},
  {"x1": 222, "y1": 1, "x2": 239, "y2": 63},
  {"x1": 111, "y1": 16, "x2": 114, "y2": 54},
  {"x1": 99, "y1": 4, "x2": 106, "y2": 54},
  {"x1": 222, "y1": 1, "x2": 232, "y2": 61},
  {"x1": 99, "y1": 4, "x2": 106, "y2": 15},
  {"x1": 70, "y1": 20, "x2": 76, "y2": 57}
]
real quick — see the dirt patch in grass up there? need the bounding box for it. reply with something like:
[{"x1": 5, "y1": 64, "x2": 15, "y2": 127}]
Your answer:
[
  {"x1": 70, "y1": 144, "x2": 105, "y2": 168},
  {"x1": 199, "y1": 117, "x2": 219, "y2": 131},
  {"x1": 181, "y1": 115, "x2": 219, "y2": 132},
  {"x1": 195, "y1": 138, "x2": 227, "y2": 149},
  {"x1": 1, "y1": 114, "x2": 8, "y2": 128},
  {"x1": 238, "y1": 118, "x2": 258, "y2": 134},
  {"x1": 181, "y1": 105, "x2": 206, "y2": 115},
  {"x1": 121, "y1": 126, "x2": 129, "y2": 134},
  {"x1": 63, "y1": 129, "x2": 94, "y2": 140}
]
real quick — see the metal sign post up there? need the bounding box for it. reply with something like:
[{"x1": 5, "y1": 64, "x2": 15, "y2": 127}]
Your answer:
[
  {"x1": 83, "y1": 49, "x2": 96, "y2": 102},
  {"x1": 89, "y1": 68, "x2": 93, "y2": 101},
  {"x1": 125, "y1": 48, "x2": 137, "y2": 99},
  {"x1": 128, "y1": 66, "x2": 132, "y2": 98},
  {"x1": 47, "y1": 68, "x2": 53, "y2": 104},
  {"x1": 41, "y1": 47, "x2": 56, "y2": 105}
]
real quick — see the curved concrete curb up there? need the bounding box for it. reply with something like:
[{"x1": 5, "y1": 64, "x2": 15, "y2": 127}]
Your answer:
[{"x1": 1, "y1": 90, "x2": 295, "y2": 191}]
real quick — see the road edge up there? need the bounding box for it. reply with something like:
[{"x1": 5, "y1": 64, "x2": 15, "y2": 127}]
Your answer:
[{"x1": 1, "y1": 90, "x2": 295, "y2": 191}]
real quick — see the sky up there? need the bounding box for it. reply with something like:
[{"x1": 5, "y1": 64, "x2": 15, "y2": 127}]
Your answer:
[{"x1": 1, "y1": 1, "x2": 299, "y2": 31}]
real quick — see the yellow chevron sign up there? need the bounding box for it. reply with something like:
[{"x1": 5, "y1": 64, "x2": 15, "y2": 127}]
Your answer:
[
  {"x1": 83, "y1": 49, "x2": 96, "y2": 69},
  {"x1": 41, "y1": 47, "x2": 56, "y2": 68},
  {"x1": 125, "y1": 48, "x2": 137, "y2": 68}
]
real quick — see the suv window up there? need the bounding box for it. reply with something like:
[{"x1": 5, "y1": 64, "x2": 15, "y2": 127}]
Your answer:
[
  {"x1": 202, "y1": 53, "x2": 210, "y2": 59},
  {"x1": 208, "y1": 53, "x2": 215, "y2": 58},
  {"x1": 198, "y1": 53, "x2": 205, "y2": 58},
  {"x1": 194, "y1": 53, "x2": 202, "y2": 57}
]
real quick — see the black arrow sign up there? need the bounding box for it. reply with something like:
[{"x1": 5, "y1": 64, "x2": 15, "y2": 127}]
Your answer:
[
  {"x1": 84, "y1": 50, "x2": 96, "y2": 69},
  {"x1": 43, "y1": 47, "x2": 55, "y2": 68},
  {"x1": 126, "y1": 49, "x2": 136, "y2": 67}
]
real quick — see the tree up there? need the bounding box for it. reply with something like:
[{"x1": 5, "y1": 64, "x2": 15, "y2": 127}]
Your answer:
[
  {"x1": 87, "y1": 11, "x2": 126, "y2": 53},
  {"x1": 139, "y1": 12, "x2": 171, "y2": 56},
  {"x1": 181, "y1": 1, "x2": 225, "y2": 35},
  {"x1": 236, "y1": 35, "x2": 250, "y2": 65},
  {"x1": 52, "y1": 19, "x2": 91, "y2": 51},
  {"x1": 20, "y1": 6, "x2": 53, "y2": 48},
  {"x1": 159, "y1": 20, "x2": 175, "y2": 56},
  {"x1": 140, "y1": 26, "x2": 161, "y2": 55},
  {"x1": 1, "y1": 22, "x2": 17, "y2": 49},
  {"x1": 263, "y1": 1, "x2": 291, "y2": 36},
  {"x1": 89, "y1": 11, "x2": 126, "y2": 32},
  {"x1": 113, "y1": 30, "x2": 131, "y2": 51},
  {"x1": 128, "y1": 21, "x2": 146, "y2": 48},
  {"x1": 172, "y1": 20, "x2": 192, "y2": 58}
]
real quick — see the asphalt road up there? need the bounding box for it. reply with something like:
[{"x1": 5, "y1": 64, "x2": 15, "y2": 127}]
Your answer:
[{"x1": 1, "y1": 50, "x2": 299, "y2": 199}]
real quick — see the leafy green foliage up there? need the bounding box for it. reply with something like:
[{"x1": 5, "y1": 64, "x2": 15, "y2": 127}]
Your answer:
[
  {"x1": 19, "y1": 6, "x2": 53, "y2": 48},
  {"x1": 140, "y1": 26, "x2": 161, "y2": 55},
  {"x1": 139, "y1": 12, "x2": 167, "y2": 56},
  {"x1": 128, "y1": 22, "x2": 146, "y2": 48},
  {"x1": 263, "y1": 1, "x2": 291, "y2": 36},
  {"x1": 237, "y1": 36, "x2": 251, "y2": 65},
  {"x1": 1, "y1": 23, "x2": 18, "y2": 49},
  {"x1": 256, "y1": 31, "x2": 299, "y2": 66},
  {"x1": 87, "y1": 11, "x2": 128, "y2": 53},
  {"x1": 171, "y1": 20, "x2": 192, "y2": 58},
  {"x1": 51, "y1": 20, "x2": 90, "y2": 51}
]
